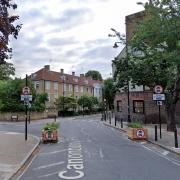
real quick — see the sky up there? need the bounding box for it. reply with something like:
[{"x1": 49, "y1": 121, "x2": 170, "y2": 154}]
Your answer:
[{"x1": 10, "y1": 0, "x2": 147, "y2": 79}]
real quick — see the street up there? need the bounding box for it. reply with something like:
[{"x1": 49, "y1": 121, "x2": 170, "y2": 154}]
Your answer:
[{"x1": 0, "y1": 115, "x2": 180, "y2": 180}]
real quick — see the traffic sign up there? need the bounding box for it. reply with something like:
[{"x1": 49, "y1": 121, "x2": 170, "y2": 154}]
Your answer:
[
  {"x1": 157, "y1": 101, "x2": 163, "y2": 106},
  {"x1": 154, "y1": 85, "x2": 163, "y2": 94},
  {"x1": 136, "y1": 129, "x2": 145, "y2": 138},
  {"x1": 21, "y1": 95, "x2": 32, "y2": 101},
  {"x1": 22, "y1": 86, "x2": 30, "y2": 95},
  {"x1": 153, "y1": 94, "x2": 165, "y2": 101}
]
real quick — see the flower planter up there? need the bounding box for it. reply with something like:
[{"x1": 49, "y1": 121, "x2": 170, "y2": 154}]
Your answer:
[
  {"x1": 128, "y1": 128, "x2": 148, "y2": 140},
  {"x1": 41, "y1": 130, "x2": 58, "y2": 143}
]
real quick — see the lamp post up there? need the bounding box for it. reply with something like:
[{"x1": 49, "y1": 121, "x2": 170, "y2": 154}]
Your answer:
[
  {"x1": 60, "y1": 75, "x2": 65, "y2": 117},
  {"x1": 109, "y1": 28, "x2": 131, "y2": 122}
]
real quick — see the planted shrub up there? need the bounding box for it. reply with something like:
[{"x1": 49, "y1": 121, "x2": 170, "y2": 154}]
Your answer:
[
  {"x1": 42, "y1": 122, "x2": 59, "y2": 131},
  {"x1": 128, "y1": 121, "x2": 142, "y2": 128}
]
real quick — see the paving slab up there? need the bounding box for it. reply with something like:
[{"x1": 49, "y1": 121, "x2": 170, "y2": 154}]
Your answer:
[{"x1": 0, "y1": 131, "x2": 40, "y2": 180}]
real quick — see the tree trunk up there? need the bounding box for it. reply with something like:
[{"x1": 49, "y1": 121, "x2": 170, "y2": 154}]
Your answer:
[{"x1": 167, "y1": 71, "x2": 180, "y2": 131}]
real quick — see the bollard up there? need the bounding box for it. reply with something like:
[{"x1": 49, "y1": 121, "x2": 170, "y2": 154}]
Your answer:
[
  {"x1": 54, "y1": 116, "x2": 56, "y2": 122},
  {"x1": 115, "y1": 116, "x2": 117, "y2": 126},
  {"x1": 109, "y1": 112, "x2": 111, "y2": 124},
  {"x1": 155, "y1": 125, "x2": 158, "y2": 141},
  {"x1": 174, "y1": 128, "x2": 179, "y2": 148},
  {"x1": 121, "y1": 118, "x2": 123, "y2": 128}
]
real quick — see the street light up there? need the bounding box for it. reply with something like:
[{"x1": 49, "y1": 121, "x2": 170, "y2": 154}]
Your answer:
[
  {"x1": 109, "y1": 28, "x2": 131, "y2": 122},
  {"x1": 60, "y1": 74, "x2": 65, "y2": 117}
]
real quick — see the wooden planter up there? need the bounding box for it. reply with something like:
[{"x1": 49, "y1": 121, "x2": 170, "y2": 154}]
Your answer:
[
  {"x1": 128, "y1": 128, "x2": 148, "y2": 140},
  {"x1": 41, "y1": 130, "x2": 58, "y2": 143}
]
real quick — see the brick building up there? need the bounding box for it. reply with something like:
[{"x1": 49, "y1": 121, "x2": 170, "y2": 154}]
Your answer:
[
  {"x1": 113, "y1": 9, "x2": 180, "y2": 124},
  {"x1": 113, "y1": 10, "x2": 167, "y2": 123},
  {"x1": 30, "y1": 65, "x2": 102, "y2": 109}
]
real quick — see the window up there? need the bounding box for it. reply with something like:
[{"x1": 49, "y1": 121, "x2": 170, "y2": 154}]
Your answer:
[
  {"x1": 54, "y1": 92, "x2": 58, "y2": 99},
  {"x1": 34, "y1": 81, "x2": 39, "y2": 90},
  {"x1": 45, "y1": 81, "x2": 50, "y2": 90},
  {"x1": 54, "y1": 82, "x2": 58, "y2": 91},
  {"x1": 133, "y1": 100, "x2": 144, "y2": 113},
  {"x1": 80, "y1": 86, "x2": 83, "y2": 93},
  {"x1": 69, "y1": 84, "x2": 72, "y2": 92},
  {"x1": 117, "y1": 100, "x2": 122, "y2": 112},
  {"x1": 75, "y1": 85, "x2": 78, "y2": 92}
]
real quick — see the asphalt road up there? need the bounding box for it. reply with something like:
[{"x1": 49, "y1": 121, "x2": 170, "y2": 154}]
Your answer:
[{"x1": 0, "y1": 115, "x2": 180, "y2": 180}]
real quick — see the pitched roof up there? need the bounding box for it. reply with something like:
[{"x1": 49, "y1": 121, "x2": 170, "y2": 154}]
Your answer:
[{"x1": 30, "y1": 66, "x2": 102, "y2": 87}]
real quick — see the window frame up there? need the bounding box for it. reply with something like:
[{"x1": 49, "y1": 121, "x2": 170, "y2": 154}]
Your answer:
[{"x1": 133, "y1": 100, "x2": 144, "y2": 114}]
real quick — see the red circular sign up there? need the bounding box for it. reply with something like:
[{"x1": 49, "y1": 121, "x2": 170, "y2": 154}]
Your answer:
[
  {"x1": 22, "y1": 86, "x2": 30, "y2": 95},
  {"x1": 154, "y1": 85, "x2": 163, "y2": 94}
]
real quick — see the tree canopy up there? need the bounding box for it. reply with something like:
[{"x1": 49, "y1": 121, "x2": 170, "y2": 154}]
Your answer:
[
  {"x1": 0, "y1": 0, "x2": 21, "y2": 64},
  {"x1": 0, "y1": 62, "x2": 15, "y2": 80},
  {"x1": 85, "y1": 70, "x2": 103, "y2": 81},
  {"x1": 103, "y1": 78, "x2": 116, "y2": 110}
]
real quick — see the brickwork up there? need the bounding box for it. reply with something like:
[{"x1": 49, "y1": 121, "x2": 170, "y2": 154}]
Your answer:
[{"x1": 114, "y1": 91, "x2": 167, "y2": 124}]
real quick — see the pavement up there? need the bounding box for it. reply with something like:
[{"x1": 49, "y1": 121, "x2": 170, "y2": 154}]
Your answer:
[
  {"x1": 103, "y1": 117, "x2": 180, "y2": 155},
  {"x1": 0, "y1": 115, "x2": 180, "y2": 180},
  {"x1": 0, "y1": 131, "x2": 40, "y2": 180}
]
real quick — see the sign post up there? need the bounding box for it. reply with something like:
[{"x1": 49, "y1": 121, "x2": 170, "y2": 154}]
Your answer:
[
  {"x1": 153, "y1": 85, "x2": 165, "y2": 139},
  {"x1": 21, "y1": 75, "x2": 32, "y2": 141}
]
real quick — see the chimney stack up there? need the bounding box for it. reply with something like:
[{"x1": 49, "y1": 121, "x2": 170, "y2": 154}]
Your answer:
[
  {"x1": 44, "y1": 65, "x2": 50, "y2": 70},
  {"x1": 72, "y1": 71, "x2": 75, "y2": 76},
  {"x1": 60, "y1": 69, "x2": 64, "y2": 74}
]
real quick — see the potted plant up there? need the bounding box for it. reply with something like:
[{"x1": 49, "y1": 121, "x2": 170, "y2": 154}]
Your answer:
[
  {"x1": 127, "y1": 121, "x2": 148, "y2": 140},
  {"x1": 41, "y1": 122, "x2": 59, "y2": 143}
]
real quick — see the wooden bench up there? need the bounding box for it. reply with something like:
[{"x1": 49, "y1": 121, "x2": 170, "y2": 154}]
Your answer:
[{"x1": 11, "y1": 115, "x2": 18, "y2": 122}]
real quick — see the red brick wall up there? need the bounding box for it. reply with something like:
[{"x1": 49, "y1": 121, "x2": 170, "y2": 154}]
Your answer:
[{"x1": 114, "y1": 91, "x2": 167, "y2": 123}]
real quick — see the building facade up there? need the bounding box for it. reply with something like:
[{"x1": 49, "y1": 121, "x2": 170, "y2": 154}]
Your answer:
[
  {"x1": 31, "y1": 65, "x2": 102, "y2": 109},
  {"x1": 113, "y1": 11, "x2": 167, "y2": 123}
]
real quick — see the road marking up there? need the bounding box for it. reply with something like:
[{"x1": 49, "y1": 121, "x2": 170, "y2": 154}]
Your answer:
[
  {"x1": 5, "y1": 132, "x2": 21, "y2": 135},
  {"x1": 58, "y1": 139, "x2": 84, "y2": 179},
  {"x1": 38, "y1": 171, "x2": 59, "y2": 178},
  {"x1": 99, "y1": 148, "x2": 104, "y2": 160},
  {"x1": 39, "y1": 149, "x2": 67, "y2": 155},
  {"x1": 33, "y1": 161, "x2": 64, "y2": 170},
  {"x1": 142, "y1": 145, "x2": 180, "y2": 167},
  {"x1": 162, "y1": 151, "x2": 169, "y2": 156}
]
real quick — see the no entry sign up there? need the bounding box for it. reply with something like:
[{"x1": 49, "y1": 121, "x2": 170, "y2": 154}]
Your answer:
[{"x1": 22, "y1": 86, "x2": 30, "y2": 95}]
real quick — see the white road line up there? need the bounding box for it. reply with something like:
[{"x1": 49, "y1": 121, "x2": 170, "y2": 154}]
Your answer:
[
  {"x1": 33, "y1": 161, "x2": 64, "y2": 171},
  {"x1": 142, "y1": 145, "x2": 180, "y2": 167},
  {"x1": 39, "y1": 149, "x2": 67, "y2": 155},
  {"x1": 99, "y1": 148, "x2": 104, "y2": 160},
  {"x1": 162, "y1": 151, "x2": 169, "y2": 156},
  {"x1": 38, "y1": 171, "x2": 59, "y2": 178}
]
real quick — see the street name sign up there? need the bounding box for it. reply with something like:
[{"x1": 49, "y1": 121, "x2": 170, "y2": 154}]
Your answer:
[
  {"x1": 153, "y1": 94, "x2": 165, "y2": 101},
  {"x1": 21, "y1": 95, "x2": 32, "y2": 101}
]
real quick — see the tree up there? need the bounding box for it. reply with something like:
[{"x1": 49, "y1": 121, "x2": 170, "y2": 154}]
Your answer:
[
  {"x1": 55, "y1": 96, "x2": 78, "y2": 112},
  {"x1": 114, "y1": 0, "x2": 180, "y2": 131},
  {"x1": 0, "y1": 79, "x2": 48, "y2": 112},
  {"x1": 78, "y1": 95, "x2": 92, "y2": 112},
  {"x1": 0, "y1": 0, "x2": 21, "y2": 64},
  {"x1": 85, "y1": 70, "x2": 103, "y2": 81},
  {"x1": 0, "y1": 62, "x2": 15, "y2": 80},
  {"x1": 103, "y1": 78, "x2": 116, "y2": 110},
  {"x1": 30, "y1": 93, "x2": 48, "y2": 112}
]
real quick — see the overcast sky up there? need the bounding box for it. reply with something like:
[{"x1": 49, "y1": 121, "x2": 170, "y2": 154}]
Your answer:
[{"x1": 11, "y1": 0, "x2": 147, "y2": 79}]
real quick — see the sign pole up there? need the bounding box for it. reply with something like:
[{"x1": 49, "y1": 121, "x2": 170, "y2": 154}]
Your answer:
[
  {"x1": 158, "y1": 104, "x2": 162, "y2": 139},
  {"x1": 25, "y1": 74, "x2": 28, "y2": 141}
]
